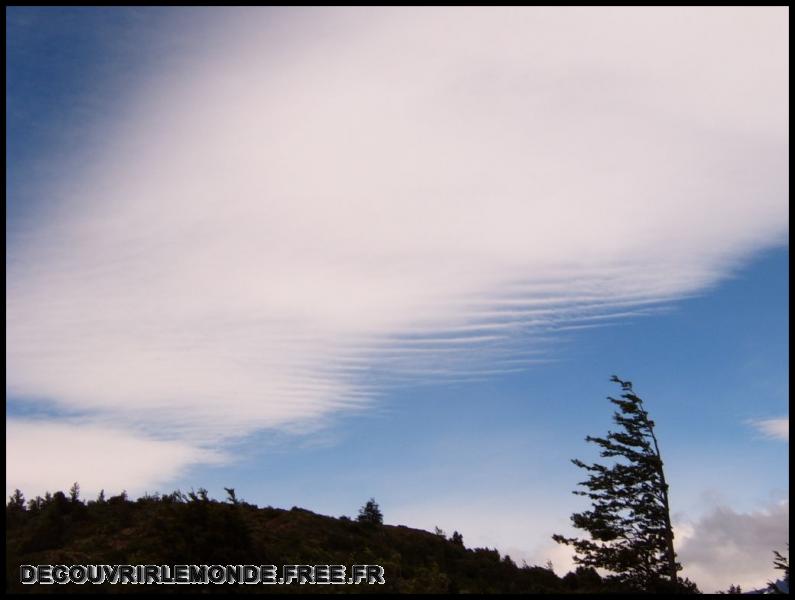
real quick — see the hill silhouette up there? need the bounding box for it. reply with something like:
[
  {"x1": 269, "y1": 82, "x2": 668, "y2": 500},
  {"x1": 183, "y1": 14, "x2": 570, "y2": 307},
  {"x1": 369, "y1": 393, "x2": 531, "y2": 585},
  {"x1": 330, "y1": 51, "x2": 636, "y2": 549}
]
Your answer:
[{"x1": 6, "y1": 486, "x2": 683, "y2": 594}]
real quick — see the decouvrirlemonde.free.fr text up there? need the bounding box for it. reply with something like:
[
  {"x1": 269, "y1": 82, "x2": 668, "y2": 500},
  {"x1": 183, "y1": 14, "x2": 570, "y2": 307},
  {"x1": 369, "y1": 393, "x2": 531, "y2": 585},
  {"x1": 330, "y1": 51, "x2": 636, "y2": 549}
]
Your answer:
[{"x1": 21, "y1": 564, "x2": 386, "y2": 585}]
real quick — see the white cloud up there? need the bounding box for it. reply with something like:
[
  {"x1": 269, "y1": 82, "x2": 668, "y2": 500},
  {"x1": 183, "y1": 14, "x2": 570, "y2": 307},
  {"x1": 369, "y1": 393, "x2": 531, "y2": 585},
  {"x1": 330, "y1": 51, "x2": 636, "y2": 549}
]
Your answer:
[
  {"x1": 749, "y1": 418, "x2": 789, "y2": 441},
  {"x1": 5, "y1": 419, "x2": 222, "y2": 500},
  {"x1": 6, "y1": 8, "x2": 788, "y2": 486}
]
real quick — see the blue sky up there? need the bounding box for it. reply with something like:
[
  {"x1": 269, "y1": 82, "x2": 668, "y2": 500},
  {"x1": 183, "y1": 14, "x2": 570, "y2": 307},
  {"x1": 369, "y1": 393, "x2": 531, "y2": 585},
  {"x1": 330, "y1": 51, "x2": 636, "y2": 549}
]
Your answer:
[{"x1": 6, "y1": 7, "x2": 788, "y2": 592}]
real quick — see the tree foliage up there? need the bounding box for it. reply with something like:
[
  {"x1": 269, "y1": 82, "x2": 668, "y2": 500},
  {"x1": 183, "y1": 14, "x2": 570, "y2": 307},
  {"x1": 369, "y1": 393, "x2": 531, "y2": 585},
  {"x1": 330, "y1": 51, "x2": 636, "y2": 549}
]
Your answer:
[
  {"x1": 357, "y1": 497, "x2": 383, "y2": 525},
  {"x1": 553, "y1": 376, "x2": 689, "y2": 591},
  {"x1": 68, "y1": 482, "x2": 80, "y2": 503},
  {"x1": 768, "y1": 547, "x2": 790, "y2": 593},
  {"x1": 8, "y1": 489, "x2": 25, "y2": 511}
]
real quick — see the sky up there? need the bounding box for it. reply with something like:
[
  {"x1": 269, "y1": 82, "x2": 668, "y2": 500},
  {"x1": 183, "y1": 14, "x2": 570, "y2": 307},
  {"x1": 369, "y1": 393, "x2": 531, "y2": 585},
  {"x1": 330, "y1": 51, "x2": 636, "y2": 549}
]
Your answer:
[{"x1": 5, "y1": 6, "x2": 788, "y2": 593}]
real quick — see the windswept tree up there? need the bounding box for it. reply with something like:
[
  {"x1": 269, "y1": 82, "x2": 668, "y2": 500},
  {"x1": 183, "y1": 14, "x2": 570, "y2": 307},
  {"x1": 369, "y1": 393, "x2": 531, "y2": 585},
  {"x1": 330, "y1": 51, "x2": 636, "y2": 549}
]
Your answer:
[{"x1": 553, "y1": 376, "x2": 686, "y2": 591}]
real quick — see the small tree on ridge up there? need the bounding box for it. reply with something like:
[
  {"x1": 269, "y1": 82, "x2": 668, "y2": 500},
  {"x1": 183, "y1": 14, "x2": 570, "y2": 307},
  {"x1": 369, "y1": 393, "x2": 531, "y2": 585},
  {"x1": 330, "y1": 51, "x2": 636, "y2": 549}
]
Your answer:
[{"x1": 357, "y1": 497, "x2": 383, "y2": 525}]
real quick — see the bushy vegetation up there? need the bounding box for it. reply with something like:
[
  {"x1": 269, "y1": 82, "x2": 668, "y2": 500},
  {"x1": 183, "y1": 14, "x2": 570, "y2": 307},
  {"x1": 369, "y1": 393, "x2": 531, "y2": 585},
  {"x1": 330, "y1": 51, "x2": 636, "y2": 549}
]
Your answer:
[{"x1": 8, "y1": 485, "x2": 655, "y2": 594}]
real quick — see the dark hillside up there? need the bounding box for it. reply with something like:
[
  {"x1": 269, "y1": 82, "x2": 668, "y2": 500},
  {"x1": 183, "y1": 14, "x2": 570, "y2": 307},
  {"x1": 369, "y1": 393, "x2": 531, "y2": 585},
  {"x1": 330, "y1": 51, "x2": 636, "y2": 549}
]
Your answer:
[{"x1": 6, "y1": 487, "x2": 638, "y2": 593}]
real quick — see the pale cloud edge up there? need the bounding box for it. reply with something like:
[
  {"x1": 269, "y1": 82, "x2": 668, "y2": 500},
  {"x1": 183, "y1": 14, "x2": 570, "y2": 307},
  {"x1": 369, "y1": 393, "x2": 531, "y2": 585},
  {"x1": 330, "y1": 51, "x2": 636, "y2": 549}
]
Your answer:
[{"x1": 5, "y1": 419, "x2": 226, "y2": 500}]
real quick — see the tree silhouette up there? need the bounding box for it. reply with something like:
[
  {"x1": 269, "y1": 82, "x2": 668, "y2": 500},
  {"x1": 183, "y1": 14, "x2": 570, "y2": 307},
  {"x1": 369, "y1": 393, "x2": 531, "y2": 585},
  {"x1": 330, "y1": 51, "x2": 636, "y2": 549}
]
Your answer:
[
  {"x1": 553, "y1": 376, "x2": 683, "y2": 591},
  {"x1": 357, "y1": 497, "x2": 383, "y2": 524},
  {"x1": 768, "y1": 547, "x2": 789, "y2": 593},
  {"x1": 69, "y1": 482, "x2": 80, "y2": 503},
  {"x1": 224, "y1": 487, "x2": 239, "y2": 505},
  {"x1": 8, "y1": 489, "x2": 25, "y2": 511}
]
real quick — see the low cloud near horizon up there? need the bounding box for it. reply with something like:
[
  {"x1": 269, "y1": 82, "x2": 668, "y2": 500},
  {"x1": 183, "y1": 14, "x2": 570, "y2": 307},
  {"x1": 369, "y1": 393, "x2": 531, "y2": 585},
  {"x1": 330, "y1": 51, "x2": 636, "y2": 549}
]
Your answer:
[
  {"x1": 6, "y1": 8, "x2": 788, "y2": 500},
  {"x1": 391, "y1": 494, "x2": 790, "y2": 593},
  {"x1": 677, "y1": 500, "x2": 789, "y2": 593}
]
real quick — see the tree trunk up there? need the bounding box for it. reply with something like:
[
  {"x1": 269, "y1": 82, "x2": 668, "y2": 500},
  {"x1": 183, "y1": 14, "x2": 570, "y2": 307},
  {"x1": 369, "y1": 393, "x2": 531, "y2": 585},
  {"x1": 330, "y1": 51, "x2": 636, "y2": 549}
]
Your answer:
[{"x1": 648, "y1": 421, "x2": 678, "y2": 583}]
